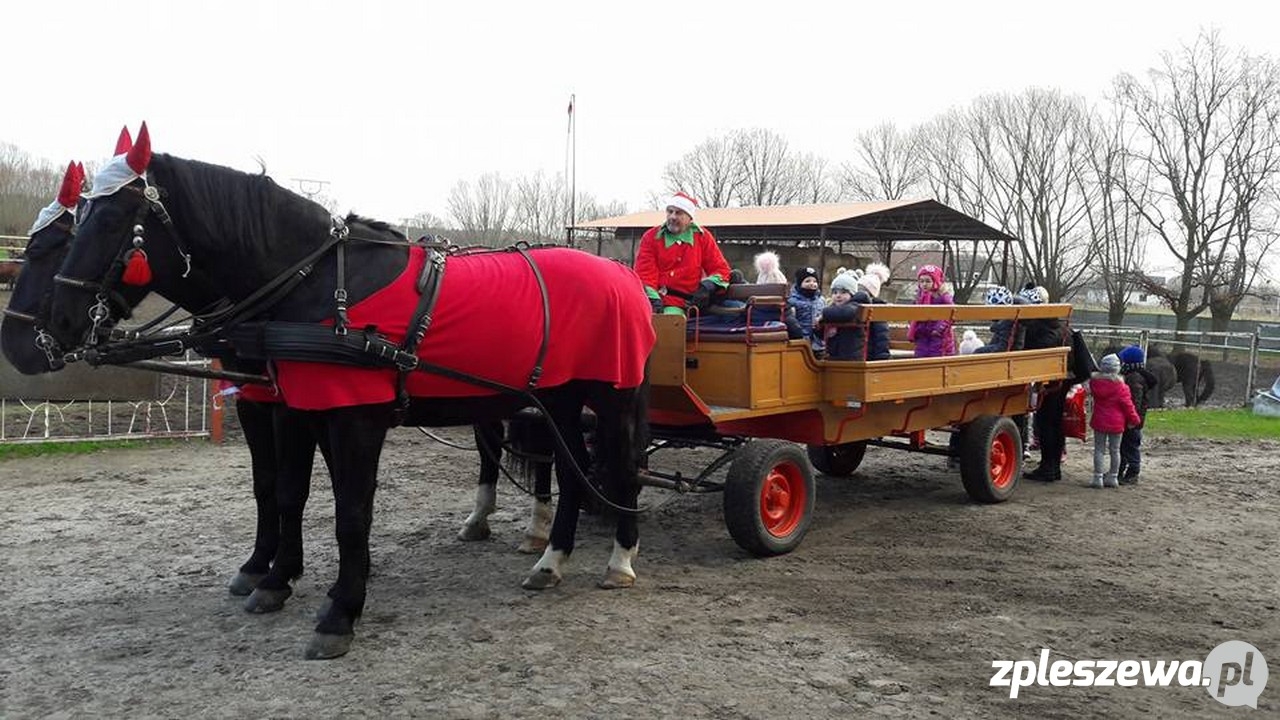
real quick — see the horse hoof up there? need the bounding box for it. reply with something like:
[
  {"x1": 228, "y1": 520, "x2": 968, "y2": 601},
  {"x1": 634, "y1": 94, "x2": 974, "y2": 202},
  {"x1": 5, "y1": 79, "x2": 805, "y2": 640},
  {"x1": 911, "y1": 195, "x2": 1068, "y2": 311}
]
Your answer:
[
  {"x1": 521, "y1": 569, "x2": 561, "y2": 590},
  {"x1": 305, "y1": 632, "x2": 353, "y2": 660},
  {"x1": 244, "y1": 586, "x2": 292, "y2": 614},
  {"x1": 228, "y1": 571, "x2": 265, "y2": 596},
  {"x1": 517, "y1": 536, "x2": 548, "y2": 554},
  {"x1": 598, "y1": 569, "x2": 636, "y2": 590},
  {"x1": 457, "y1": 522, "x2": 491, "y2": 542}
]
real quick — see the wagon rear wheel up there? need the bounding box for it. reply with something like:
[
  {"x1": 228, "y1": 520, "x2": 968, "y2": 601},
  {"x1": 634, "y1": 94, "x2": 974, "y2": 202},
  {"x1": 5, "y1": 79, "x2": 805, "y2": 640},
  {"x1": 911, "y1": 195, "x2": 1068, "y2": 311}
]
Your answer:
[
  {"x1": 806, "y1": 441, "x2": 868, "y2": 477},
  {"x1": 959, "y1": 415, "x2": 1022, "y2": 503},
  {"x1": 724, "y1": 440, "x2": 816, "y2": 556}
]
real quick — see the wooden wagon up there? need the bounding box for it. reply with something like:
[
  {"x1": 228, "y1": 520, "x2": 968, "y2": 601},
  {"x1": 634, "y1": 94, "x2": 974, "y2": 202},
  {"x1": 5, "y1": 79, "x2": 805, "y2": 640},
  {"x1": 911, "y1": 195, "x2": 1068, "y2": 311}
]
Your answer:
[{"x1": 640, "y1": 291, "x2": 1073, "y2": 556}]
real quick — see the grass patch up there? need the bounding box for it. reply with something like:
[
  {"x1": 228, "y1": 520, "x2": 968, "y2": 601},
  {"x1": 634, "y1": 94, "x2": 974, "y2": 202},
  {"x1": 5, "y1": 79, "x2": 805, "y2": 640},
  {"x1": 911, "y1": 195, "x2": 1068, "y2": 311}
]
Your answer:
[
  {"x1": 1145, "y1": 407, "x2": 1280, "y2": 440},
  {"x1": 0, "y1": 438, "x2": 179, "y2": 460}
]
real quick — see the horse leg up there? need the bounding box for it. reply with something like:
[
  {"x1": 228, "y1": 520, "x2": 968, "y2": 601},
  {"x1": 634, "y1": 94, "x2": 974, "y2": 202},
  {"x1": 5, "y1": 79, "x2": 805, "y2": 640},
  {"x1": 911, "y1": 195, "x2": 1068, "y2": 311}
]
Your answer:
[
  {"x1": 517, "y1": 445, "x2": 552, "y2": 550},
  {"x1": 523, "y1": 398, "x2": 589, "y2": 590},
  {"x1": 459, "y1": 421, "x2": 502, "y2": 541},
  {"x1": 307, "y1": 406, "x2": 389, "y2": 660},
  {"x1": 244, "y1": 406, "x2": 317, "y2": 614},
  {"x1": 598, "y1": 384, "x2": 646, "y2": 590},
  {"x1": 228, "y1": 399, "x2": 279, "y2": 596}
]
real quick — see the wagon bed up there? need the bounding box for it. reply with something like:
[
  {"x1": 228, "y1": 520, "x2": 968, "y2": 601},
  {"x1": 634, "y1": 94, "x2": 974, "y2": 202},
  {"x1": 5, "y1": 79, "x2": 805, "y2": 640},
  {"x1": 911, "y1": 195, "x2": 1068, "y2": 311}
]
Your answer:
[{"x1": 641, "y1": 297, "x2": 1075, "y2": 556}]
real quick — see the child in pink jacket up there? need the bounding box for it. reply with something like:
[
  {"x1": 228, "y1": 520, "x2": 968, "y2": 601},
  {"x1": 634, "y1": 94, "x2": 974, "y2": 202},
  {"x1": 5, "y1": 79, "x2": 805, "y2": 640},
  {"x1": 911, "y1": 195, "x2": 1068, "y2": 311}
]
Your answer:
[{"x1": 1087, "y1": 354, "x2": 1142, "y2": 488}]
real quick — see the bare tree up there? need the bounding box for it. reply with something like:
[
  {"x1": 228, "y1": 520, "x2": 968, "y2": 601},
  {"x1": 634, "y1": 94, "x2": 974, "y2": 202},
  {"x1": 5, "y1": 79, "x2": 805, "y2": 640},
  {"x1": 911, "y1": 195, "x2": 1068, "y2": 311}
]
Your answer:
[
  {"x1": 0, "y1": 143, "x2": 63, "y2": 236},
  {"x1": 402, "y1": 211, "x2": 452, "y2": 241},
  {"x1": 511, "y1": 170, "x2": 567, "y2": 242},
  {"x1": 661, "y1": 135, "x2": 740, "y2": 207},
  {"x1": 447, "y1": 173, "x2": 515, "y2": 247},
  {"x1": 1112, "y1": 30, "x2": 1280, "y2": 331},
  {"x1": 1085, "y1": 109, "x2": 1150, "y2": 325},
  {"x1": 968, "y1": 89, "x2": 1102, "y2": 302},
  {"x1": 840, "y1": 122, "x2": 927, "y2": 266},
  {"x1": 793, "y1": 152, "x2": 841, "y2": 204},
  {"x1": 841, "y1": 122, "x2": 925, "y2": 201},
  {"x1": 732, "y1": 128, "x2": 803, "y2": 206}
]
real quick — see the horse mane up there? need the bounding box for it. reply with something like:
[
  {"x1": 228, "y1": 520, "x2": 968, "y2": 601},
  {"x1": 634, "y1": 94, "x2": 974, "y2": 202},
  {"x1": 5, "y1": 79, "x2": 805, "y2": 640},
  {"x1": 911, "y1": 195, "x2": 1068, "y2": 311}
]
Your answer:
[
  {"x1": 149, "y1": 153, "x2": 332, "y2": 268},
  {"x1": 345, "y1": 214, "x2": 408, "y2": 242}
]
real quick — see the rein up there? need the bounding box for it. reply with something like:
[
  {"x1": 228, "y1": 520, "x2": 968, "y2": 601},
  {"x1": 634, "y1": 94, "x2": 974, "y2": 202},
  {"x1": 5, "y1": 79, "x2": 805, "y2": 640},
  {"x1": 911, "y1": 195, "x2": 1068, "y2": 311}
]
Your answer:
[{"x1": 57, "y1": 177, "x2": 637, "y2": 511}]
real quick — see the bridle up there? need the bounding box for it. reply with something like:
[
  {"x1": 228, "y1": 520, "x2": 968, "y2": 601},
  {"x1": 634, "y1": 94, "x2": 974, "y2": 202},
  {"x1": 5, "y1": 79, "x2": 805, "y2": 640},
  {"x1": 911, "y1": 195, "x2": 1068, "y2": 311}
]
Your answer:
[
  {"x1": 1, "y1": 217, "x2": 77, "y2": 370},
  {"x1": 54, "y1": 179, "x2": 192, "y2": 346}
]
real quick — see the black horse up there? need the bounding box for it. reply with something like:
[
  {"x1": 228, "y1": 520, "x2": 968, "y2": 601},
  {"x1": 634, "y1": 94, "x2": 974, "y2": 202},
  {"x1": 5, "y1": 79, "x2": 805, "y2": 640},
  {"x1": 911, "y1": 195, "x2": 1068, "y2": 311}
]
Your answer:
[
  {"x1": 4, "y1": 154, "x2": 552, "y2": 619},
  {"x1": 0, "y1": 155, "x2": 311, "y2": 602},
  {"x1": 1147, "y1": 346, "x2": 1215, "y2": 408},
  {"x1": 48, "y1": 126, "x2": 652, "y2": 659}
]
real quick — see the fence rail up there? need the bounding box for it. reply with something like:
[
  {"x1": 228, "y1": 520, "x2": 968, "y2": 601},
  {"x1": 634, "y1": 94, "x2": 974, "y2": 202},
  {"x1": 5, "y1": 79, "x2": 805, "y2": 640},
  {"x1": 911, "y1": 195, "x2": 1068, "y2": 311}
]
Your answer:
[
  {"x1": 1072, "y1": 323, "x2": 1280, "y2": 406},
  {"x1": 0, "y1": 351, "x2": 213, "y2": 445}
]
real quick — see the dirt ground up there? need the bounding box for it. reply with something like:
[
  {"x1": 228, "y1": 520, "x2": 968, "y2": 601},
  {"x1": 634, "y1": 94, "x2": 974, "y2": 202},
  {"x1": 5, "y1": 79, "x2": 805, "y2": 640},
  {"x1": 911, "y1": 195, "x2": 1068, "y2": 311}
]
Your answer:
[{"x1": 2, "y1": 421, "x2": 1277, "y2": 719}]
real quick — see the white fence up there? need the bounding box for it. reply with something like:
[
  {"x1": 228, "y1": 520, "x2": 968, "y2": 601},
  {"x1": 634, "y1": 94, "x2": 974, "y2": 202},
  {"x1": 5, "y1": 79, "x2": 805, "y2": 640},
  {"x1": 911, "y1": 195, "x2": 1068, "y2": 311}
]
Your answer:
[{"x1": 0, "y1": 352, "x2": 214, "y2": 445}]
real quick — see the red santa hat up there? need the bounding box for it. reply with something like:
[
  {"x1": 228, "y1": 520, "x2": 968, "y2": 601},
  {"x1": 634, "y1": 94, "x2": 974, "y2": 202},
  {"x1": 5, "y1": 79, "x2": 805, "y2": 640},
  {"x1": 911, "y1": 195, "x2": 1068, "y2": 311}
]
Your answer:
[{"x1": 665, "y1": 191, "x2": 699, "y2": 220}]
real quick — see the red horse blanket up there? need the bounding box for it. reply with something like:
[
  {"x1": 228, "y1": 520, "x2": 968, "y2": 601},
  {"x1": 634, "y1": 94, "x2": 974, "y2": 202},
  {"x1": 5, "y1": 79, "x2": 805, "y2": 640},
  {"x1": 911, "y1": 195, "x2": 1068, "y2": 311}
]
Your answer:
[{"x1": 273, "y1": 246, "x2": 656, "y2": 410}]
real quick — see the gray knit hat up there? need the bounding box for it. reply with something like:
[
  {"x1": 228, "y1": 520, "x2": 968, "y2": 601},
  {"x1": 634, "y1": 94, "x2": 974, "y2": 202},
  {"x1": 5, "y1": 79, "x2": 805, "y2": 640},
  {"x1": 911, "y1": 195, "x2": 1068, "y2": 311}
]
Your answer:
[{"x1": 1099, "y1": 353, "x2": 1121, "y2": 374}]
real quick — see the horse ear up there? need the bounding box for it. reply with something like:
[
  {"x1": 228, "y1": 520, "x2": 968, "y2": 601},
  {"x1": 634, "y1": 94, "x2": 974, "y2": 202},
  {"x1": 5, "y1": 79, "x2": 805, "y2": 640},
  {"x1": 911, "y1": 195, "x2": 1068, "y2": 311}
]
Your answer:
[
  {"x1": 126, "y1": 122, "x2": 151, "y2": 174},
  {"x1": 57, "y1": 161, "x2": 80, "y2": 208},
  {"x1": 115, "y1": 125, "x2": 133, "y2": 155}
]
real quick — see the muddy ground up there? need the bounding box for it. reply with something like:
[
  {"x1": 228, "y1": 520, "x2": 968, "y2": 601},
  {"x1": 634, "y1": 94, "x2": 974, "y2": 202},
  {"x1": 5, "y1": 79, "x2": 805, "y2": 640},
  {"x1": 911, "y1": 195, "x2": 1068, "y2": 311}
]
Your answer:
[{"x1": 2, "y1": 420, "x2": 1277, "y2": 719}]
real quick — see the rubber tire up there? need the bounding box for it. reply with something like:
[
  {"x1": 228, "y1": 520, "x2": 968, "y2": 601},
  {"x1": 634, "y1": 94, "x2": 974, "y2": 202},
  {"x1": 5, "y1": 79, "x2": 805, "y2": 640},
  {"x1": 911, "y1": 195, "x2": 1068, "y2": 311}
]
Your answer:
[
  {"x1": 724, "y1": 440, "x2": 816, "y2": 556},
  {"x1": 806, "y1": 441, "x2": 868, "y2": 477},
  {"x1": 959, "y1": 415, "x2": 1022, "y2": 503}
]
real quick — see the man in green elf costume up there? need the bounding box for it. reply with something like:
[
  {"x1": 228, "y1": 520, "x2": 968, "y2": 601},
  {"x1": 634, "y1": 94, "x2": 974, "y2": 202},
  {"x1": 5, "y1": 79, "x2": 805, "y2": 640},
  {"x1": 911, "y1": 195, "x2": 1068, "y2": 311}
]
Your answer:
[{"x1": 633, "y1": 192, "x2": 731, "y2": 316}]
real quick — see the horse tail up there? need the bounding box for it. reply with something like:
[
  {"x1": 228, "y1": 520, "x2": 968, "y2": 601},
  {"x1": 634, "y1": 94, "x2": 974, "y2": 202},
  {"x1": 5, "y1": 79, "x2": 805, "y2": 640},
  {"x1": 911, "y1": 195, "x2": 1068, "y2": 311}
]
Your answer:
[
  {"x1": 1197, "y1": 359, "x2": 1215, "y2": 405},
  {"x1": 505, "y1": 410, "x2": 554, "y2": 493}
]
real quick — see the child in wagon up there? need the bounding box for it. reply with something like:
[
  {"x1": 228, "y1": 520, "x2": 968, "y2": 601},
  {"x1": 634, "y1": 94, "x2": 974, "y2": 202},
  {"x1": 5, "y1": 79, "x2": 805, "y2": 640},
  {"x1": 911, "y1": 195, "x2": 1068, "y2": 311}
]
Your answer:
[
  {"x1": 1087, "y1": 353, "x2": 1142, "y2": 489},
  {"x1": 822, "y1": 263, "x2": 892, "y2": 361},
  {"x1": 908, "y1": 264, "x2": 955, "y2": 357},
  {"x1": 788, "y1": 266, "x2": 826, "y2": 354},
  {"x1": 972, "y1": 285, "x2": 1027, "y2": 354}
]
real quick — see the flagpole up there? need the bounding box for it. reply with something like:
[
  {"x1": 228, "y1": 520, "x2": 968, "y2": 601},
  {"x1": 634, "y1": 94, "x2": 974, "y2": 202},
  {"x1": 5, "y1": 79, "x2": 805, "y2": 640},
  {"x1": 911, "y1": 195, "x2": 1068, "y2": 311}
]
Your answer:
[{"x1": 567, "y1": 93, "x2": 576, "y2": 247}]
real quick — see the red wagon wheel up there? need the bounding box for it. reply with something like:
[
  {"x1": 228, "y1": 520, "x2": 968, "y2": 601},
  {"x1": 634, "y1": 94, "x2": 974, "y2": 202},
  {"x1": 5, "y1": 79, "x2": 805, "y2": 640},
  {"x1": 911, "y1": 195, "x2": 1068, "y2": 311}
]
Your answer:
[
  {"x1": 724, "y1": 440, "x2": 816, "y2": 556},
  {"x1": 958, "y1": 415, "x2": 1022, "y2": 503}
]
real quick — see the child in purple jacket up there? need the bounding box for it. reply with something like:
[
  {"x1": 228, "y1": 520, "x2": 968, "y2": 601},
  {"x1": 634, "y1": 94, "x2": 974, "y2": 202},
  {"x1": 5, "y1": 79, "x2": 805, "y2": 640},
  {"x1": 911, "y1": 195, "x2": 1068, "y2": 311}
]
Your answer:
[{"x1": 908, "y1": 264, "x2": 955, "y2": 357}]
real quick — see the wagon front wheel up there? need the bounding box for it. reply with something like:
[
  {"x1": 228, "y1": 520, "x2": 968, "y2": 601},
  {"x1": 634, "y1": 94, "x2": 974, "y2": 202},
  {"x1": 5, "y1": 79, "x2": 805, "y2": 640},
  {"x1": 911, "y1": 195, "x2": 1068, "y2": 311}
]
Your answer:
[
  {"x1": 806, "y1": 440, "x2": 868, "y2": 477},
  {"x1": 959, "y1": 415, "x2": 1022, "y2": 503},
  {"x1": 724, "y1": 440, "x2": 816, "y2": 556}
]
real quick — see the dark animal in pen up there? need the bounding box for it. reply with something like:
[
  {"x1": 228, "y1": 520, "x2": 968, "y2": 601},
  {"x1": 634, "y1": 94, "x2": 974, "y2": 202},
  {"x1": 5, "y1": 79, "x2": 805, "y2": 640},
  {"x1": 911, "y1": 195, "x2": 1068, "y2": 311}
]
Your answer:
[{"x1": 1100, "y1": 344, "x2": 1214, "y2": 408}]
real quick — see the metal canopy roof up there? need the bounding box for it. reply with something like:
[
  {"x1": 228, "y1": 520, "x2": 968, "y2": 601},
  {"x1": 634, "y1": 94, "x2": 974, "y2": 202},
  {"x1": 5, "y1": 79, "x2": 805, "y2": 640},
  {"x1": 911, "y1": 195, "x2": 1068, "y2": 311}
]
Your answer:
[{"x1": 573, "y1": 198, "x2": 1017, "y2": 245}]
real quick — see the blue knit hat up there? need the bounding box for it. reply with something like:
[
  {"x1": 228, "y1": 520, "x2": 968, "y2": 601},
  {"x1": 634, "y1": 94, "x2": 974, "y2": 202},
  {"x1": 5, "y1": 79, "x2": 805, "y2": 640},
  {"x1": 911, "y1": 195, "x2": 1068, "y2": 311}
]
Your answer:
[{"x1": 1118, "y1": 345, "x2": 1145, "y2": 366}]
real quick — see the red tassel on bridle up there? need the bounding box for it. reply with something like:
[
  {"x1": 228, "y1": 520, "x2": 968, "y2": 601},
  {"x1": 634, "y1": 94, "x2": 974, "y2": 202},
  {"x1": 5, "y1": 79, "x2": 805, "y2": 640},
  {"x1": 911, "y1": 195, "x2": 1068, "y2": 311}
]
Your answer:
[{"x1": 122, "y1": 248, "x2": 152, "y2": 286}]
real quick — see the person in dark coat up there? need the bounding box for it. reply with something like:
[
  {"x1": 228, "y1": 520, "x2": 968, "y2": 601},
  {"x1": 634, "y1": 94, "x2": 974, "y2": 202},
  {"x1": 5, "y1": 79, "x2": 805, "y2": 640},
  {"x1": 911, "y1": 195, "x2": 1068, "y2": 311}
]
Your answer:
[
  {"x1": 788, "y1": 266, "x2": 826, "y2": 354},
  {"x1": 1020, "y1": 284, "x2": 1068, "y2": 482},
  {"x1": 822, "y1": 264, "x2": 891, "y2": 361},
  {"x1": 1117, "y1": 345, "x2": 1159, "y2": 484},
  {"x1": 972, "y1": 285, "x2": 1027, "y2": 354}
]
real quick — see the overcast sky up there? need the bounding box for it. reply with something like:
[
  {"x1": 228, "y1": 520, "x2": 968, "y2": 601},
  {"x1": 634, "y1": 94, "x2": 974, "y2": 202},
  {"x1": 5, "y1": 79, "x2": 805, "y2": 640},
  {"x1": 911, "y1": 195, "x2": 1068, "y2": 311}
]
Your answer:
[{"x1": 3, "y1": 0, "x2": 1274, "y2": 227}]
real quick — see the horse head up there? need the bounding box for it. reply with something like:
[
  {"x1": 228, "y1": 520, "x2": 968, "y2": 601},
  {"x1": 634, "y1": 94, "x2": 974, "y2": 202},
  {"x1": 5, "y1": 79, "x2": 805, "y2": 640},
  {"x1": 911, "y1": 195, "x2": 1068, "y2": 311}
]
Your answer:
[
  {"x1": 2, "y1": 160, "x2": 88, "y2": 373},
  {"x1": 49, "y1": 123, "x2": 212, "y2": 349}
]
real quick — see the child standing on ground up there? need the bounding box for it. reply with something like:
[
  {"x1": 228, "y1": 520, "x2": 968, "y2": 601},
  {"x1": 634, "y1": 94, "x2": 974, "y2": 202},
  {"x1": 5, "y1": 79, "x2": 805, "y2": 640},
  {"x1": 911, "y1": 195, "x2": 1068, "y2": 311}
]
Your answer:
[
  {"x1": 1117, "y1": 345, "x2": 1158, "y2": 485},
  {"x1": 1087, "y1": 353, "x2": 1141, "y2": 489}
]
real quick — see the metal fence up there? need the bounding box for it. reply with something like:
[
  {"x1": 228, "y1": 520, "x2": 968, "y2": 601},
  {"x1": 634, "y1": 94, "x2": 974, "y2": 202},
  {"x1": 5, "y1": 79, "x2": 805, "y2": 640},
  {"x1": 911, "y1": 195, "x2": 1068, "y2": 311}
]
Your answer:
[
  {"x1": 1073, "y1": 323, "x2": 1280, "y2": 406},
  {"x1": 0, "y1": 351, "x2": 213, "y2": 445}
]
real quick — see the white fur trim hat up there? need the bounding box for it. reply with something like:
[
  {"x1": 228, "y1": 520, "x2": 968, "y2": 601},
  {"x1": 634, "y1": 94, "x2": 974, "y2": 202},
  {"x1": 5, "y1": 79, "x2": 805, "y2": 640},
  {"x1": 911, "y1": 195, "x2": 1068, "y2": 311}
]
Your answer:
[
  {"x1": 863, "y1": 262, "x2": 891, "y2": 285},
  {"x1": 665, "y1": 191, "x2": 699, "y2": 220},
  {"x1": 856, "y1": 273, "x2": 882, "y2": 298}
]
